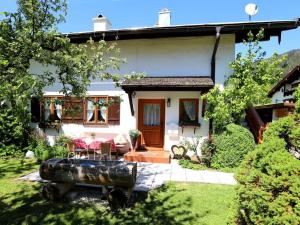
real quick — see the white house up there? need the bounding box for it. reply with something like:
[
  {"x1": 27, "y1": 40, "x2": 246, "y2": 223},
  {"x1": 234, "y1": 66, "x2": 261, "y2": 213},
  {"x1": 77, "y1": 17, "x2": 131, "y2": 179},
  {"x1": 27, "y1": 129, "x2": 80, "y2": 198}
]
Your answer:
[
  {"x1": 30, "y1": 10, "x2": 300, "y2": 162},
  {"x1": 246, "y1": 65, "x2": 299, "y2": 143}
]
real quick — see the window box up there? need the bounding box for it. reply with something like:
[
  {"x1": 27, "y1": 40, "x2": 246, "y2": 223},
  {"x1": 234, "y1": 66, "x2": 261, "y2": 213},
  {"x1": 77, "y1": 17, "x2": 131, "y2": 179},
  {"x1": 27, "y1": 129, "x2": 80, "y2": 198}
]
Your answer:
[
  {"x1": 179, "y1": 121, "x2": 201, "y2": 134},
  {"x1": 179, "y1": 98, "x2": 200, "y2": 133},
  {"x1": 39, "y1": 121, "x2": 62, "y2": 132}
]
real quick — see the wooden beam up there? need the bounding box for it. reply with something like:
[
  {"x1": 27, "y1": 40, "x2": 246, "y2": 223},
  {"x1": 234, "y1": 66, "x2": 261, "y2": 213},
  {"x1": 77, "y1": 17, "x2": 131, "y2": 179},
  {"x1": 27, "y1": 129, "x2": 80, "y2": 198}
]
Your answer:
[{"x1": 127, "y1": 92, "x2": 135, "y2": 116}]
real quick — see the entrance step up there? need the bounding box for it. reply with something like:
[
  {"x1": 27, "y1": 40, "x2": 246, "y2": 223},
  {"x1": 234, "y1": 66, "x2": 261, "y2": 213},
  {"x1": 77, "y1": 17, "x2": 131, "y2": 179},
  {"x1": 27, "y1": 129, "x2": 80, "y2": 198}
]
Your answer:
[{"x1": 124, "y1": 151, "x2": 171, "y2": 164}]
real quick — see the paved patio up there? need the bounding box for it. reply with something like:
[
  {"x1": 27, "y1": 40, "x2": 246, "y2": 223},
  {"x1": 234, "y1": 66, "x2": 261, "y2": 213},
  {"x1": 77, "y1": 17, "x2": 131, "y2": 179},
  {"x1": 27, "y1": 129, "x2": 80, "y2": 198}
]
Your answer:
[
  {"x1": 134, "y1": 160, "x2": 236, "y2": 191},
  {"x1": 19, "y1": 160, "x2": 236, "y2": 191}
]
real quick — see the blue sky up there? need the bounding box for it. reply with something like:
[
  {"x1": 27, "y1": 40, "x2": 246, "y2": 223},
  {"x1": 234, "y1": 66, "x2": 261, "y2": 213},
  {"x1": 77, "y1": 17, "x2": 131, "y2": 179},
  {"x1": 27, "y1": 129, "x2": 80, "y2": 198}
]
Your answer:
[{"x1": 1, "y1": 0, "x2": 300, "y2": 56}]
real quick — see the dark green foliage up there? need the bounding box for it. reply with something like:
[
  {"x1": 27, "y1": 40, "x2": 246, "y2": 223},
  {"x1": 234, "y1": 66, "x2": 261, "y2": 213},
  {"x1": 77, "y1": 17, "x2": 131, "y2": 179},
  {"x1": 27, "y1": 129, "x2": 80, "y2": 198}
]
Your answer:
[
  {"x1": 263, "y1": 116, "x2": 294, "y2": 140},
  {"x1": 178, "y1": 159, "x2": 207, "y2": 170},
  {"x1": 234, "y1": 111, "x2": 300, "y2": 224},
  {"x1": 211, "y1": 124, "x2": 255, "y2": 169},
  {"x1": 234, "y1": 137, "x2": 300, "y2": 224},
  {"x1": 0, "y1": 108, "x2": 29, "y2": 157},
  {"x1": 200, "y1": 138, "x2": 214, "y2": 167}
]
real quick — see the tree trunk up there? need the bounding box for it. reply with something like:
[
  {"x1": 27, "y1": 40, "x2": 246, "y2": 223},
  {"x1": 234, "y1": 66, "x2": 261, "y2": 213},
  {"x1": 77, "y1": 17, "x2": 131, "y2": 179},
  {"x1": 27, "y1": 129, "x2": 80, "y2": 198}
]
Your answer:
[{"x1": 42, "y1": 182, "x2": 75, "y2": 201}]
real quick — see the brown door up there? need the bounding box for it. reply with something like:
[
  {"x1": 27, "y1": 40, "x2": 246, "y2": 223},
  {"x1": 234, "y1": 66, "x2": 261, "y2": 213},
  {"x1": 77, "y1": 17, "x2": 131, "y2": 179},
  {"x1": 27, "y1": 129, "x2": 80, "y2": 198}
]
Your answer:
[{"x1": 138, "y1": 99, "x2": 165, "y2": 149}]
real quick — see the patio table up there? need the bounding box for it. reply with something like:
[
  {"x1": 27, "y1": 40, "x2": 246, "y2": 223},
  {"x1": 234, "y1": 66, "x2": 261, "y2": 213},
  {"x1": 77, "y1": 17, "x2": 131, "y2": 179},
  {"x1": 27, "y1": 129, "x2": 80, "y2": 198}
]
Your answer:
[{"x1": 83, "y1": 138, "x2": 116, "y2": 160}]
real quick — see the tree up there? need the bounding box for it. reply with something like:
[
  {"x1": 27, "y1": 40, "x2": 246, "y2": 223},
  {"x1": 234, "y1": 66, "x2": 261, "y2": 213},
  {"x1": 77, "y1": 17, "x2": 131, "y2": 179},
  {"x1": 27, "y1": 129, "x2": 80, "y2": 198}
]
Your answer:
[
  {"x1": 0, "y1": 0, "x2": 133, "y2": 152},
  {"x1": 204, "y1": 29, "x2": 286, "y2": 132},
  {"x1": 294, "y1": 85, "x2": 300, "y2": 114}
]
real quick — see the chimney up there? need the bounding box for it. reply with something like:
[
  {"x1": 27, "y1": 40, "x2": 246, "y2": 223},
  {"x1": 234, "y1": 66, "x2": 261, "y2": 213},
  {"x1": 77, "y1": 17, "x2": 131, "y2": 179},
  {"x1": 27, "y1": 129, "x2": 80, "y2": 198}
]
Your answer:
[
  {"x1": 92, "y1": 14, "x2": 112, "y2": 31},
  {"x1": 158, "y1": 8, "x2": 171, "y2": 27}
]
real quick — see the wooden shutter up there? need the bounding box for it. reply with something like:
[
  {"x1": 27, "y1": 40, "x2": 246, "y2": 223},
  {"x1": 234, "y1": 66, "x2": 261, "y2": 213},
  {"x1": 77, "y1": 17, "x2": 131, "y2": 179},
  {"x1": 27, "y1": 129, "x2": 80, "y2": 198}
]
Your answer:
[
  {"x1": 202, "y1": 98, "x2": 207, "y2": 118},
  {"x1": 31, "y1": 97, "x2": 41, "y2": 123},
  {"x1": 61, "y1": 97, "x2": 84, "y2": 123},
  {"x1": 108, "y1": 97, "x2": 120, "y2": 125}
]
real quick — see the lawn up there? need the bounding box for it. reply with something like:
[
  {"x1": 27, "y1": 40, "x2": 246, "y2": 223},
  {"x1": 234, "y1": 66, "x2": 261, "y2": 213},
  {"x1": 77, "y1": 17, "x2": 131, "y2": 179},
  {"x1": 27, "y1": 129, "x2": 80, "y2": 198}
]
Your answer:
[{"x1": 0, "y1": 159, "x2": 235, "y2": 225}]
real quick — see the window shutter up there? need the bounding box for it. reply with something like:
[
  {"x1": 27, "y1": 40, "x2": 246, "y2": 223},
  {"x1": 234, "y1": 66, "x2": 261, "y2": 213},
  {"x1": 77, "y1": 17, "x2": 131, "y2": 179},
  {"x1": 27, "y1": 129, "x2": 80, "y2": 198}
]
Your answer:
[
  {"x1": 202, "y1": 98, "x2": 207, "y2": 118},
  {"x1": 61, "y1": 97, "x2": 84, "y2": 123},
  {"x1": 108, "y1": 97, "x2": 120, "y2": 125},
  {"x1": 31, "y1": 97, "x2": 41, "y2": 123}
]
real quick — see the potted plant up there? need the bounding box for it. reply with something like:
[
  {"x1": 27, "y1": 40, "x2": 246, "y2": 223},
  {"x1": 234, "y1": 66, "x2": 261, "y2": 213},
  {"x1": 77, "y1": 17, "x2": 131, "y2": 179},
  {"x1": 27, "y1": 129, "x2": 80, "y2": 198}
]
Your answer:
[{"x1": 129, "y1": 129, "x2": 141, "y2": 151}]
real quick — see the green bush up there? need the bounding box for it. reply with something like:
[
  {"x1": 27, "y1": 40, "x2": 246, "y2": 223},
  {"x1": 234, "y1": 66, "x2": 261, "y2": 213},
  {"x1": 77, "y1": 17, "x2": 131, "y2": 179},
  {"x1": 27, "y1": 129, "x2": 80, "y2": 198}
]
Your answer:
[
  {"x1": 234, "y1": 137, "x2": 300, "y2": 224},
  {"x1": 200, "y1": 138, "x2": 214, "y2": 167},
  {"x1": 0, "y1": 108, "x2": 30, "y2": 157},
  {"x1": 211, "y1": 124, "x2": 255, "y2": 169},
  {"x1": 34, "y1": 140, "x2": 54, "y2": 162},
  {"x1": 178, "y1": 159, "x2": 207, "y2": 170},
  {"x1": 53, "y1": 145, "x2": 68, "y2": 158},
  {"x1": 234, "y1": 113, "x2": 300, "y2": 224}
]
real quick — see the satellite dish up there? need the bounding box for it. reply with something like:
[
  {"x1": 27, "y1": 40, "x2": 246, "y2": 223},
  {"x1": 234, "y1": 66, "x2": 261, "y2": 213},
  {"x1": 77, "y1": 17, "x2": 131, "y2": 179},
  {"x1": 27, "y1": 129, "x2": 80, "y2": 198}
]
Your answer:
[{"x1": 245, "y1": 3, "x2": 258, "y2": 20}]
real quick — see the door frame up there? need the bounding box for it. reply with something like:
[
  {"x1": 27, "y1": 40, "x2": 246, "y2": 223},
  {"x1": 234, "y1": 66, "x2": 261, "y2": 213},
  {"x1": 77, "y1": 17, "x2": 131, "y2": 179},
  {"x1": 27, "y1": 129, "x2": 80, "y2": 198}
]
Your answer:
[{"x1": 138, "y1": 99, "x2": 165, "y2": 149}]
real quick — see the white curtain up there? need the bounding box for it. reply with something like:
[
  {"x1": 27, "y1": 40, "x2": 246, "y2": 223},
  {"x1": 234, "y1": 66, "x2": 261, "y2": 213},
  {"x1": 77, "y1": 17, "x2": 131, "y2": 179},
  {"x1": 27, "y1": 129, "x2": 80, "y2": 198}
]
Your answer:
[
  {"x1": 183, "y1": 101, "x2": 196, "y2": 121},
  {"x1": 99, "y1": 106, "x2": 107, "y2": 122},
  {"x1": 144, "y1": 104, "x2": 160, "y2": 126},
  {"x1": 44, "y1": 102, "x2": 51, "y2": 121},
  {"x1": 55, "y1": 104, "x2": 62, "y2": 119},
  {"x1": 86, "y1": 100, "x2": 94, "y2": 122}
]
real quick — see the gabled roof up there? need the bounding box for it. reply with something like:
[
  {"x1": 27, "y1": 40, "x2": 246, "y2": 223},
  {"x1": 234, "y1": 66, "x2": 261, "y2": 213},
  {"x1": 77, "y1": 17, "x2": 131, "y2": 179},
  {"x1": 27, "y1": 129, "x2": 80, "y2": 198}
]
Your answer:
[
  {"x1": 66, "y1": 18, "x2": 300, "y2": 43},
  {"x1": 121, "y1": 76, "x2": 214, "y2": 92},
  {"x1": 268, "y1": 65, "x2": 300, "y2": 97}
]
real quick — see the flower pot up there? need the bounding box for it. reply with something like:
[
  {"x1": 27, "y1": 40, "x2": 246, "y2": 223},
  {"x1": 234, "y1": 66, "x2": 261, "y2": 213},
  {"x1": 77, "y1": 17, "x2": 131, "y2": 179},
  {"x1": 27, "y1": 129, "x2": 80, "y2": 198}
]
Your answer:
[{"x1": 130, "y1": 136, "x2": 138, "y2": 151}]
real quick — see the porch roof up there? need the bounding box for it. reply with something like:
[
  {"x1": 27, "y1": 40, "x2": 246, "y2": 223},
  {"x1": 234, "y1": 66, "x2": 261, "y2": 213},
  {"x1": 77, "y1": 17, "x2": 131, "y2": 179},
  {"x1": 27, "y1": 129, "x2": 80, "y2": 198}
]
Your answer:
[
  {"x1": 253, "y1": 102, "x2": 295, "y2": 110},
  {"x1": 121, "y1": 76, "x2": 214, "y2": 92}
]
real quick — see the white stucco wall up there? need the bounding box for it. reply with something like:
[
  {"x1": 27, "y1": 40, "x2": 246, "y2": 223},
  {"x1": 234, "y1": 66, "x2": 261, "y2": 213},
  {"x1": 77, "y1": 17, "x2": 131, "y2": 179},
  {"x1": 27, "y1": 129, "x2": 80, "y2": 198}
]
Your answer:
[
  {"x1": 29, "y1": 34, "x2": 235, "y2": 150},
  {"x1": 112, "y1": 35, "x2": 235, "y2": 87},
  {"x1": 134, "y1": 91, "x2": 209, "y2": 151},
  {"x1": 271, "y1": 89, "x2": 293, "y2": 103}
]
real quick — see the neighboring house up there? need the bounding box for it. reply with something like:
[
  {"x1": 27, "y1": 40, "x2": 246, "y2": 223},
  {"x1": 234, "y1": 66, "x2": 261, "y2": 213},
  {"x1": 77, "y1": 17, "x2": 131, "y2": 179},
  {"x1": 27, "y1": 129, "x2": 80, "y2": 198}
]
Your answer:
[
  {"x1": 30, "y1": 9, "x2": 300, "y2": 156},
  {"x1": 246, "y1": 65, "x2": 300, "y2": 143}
]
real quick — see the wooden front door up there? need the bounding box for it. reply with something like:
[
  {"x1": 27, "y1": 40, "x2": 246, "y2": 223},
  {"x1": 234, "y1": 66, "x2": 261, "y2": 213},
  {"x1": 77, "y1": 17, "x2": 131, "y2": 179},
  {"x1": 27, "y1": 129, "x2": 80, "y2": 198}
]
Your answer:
[{"x1": 138, "y1": 99, "x2": 165, "y2": 149}]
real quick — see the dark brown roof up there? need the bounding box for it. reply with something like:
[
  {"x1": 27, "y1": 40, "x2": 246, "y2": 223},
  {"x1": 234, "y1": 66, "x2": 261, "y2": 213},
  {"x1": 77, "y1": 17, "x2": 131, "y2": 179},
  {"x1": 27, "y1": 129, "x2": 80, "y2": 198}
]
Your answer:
[
  {"x1": 66, "y1": 18, "x2": 300, "y2": 44},
  {"x1": 253, "y1": 102, "x2": 295, "y2": 110},
  {"x1": 268, "y1": 65, "x2": 300, "y2": 97},
  {"x1": 121, "y1": 76, "x2": 214, "y2": 92}
]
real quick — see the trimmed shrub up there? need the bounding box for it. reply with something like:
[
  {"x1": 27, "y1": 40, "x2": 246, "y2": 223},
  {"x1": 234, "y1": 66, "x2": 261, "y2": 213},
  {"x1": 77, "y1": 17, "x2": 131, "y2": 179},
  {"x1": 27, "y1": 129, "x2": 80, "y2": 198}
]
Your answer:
[
  {"x1": 211, "y1": 124, "x2": 255, "y2": 169},
  {"x1": 234, "y1": 113, "x2": 300, "y2": 224},
  {"x1": 234, "y1": 137, "x2": 300, "y2": 224}
]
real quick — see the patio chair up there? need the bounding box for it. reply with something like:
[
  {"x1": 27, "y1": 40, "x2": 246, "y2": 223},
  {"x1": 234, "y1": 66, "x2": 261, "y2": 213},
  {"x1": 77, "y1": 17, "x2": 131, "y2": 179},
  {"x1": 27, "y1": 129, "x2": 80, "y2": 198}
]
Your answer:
[
  {"x1": 100, "y1": 142, "x2": 112, "y2": 161},
  {"x1": 72, "y1": 138, "x2": 88, "y2": 159},
  {"x1": 88, "y1": 141, "x2": 101, "y2": 160}
]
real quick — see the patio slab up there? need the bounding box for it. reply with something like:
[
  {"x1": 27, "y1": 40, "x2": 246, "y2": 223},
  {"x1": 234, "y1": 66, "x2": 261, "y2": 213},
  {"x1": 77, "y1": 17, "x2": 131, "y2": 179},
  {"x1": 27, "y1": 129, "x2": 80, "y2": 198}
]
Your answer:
[{"x1": 19, "y1": 160, "x2": 237, "y2": 192}]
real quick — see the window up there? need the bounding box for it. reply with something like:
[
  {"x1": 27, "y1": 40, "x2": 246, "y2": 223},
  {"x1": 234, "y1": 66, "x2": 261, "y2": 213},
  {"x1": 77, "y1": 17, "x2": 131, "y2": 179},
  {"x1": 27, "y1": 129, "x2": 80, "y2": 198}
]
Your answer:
[
  {"x1": 40, "y1": 97, "x2": 84, "y2": 124},
  {"x1": 61, "y1": 97, "x2": 84, "y2": 123},
  {"x1": 33, "y1": 96, "x2": 120, "y2": 126},
  {"x1": 42, "y1": 97, "x2": 63, "y2": 123},
  {"x1": 84, "y1": 96, "x2": 109, "y2": 125},
  {"x1": 179, "y1": 99, "x2": 199, "y2": 126}
]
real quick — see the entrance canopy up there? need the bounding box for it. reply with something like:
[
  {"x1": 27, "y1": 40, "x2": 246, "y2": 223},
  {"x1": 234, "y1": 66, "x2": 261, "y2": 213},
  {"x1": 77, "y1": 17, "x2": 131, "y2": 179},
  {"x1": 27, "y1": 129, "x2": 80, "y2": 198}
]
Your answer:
[{"x1": 121, "y1": 76, "x2": 214, "y2": 116}]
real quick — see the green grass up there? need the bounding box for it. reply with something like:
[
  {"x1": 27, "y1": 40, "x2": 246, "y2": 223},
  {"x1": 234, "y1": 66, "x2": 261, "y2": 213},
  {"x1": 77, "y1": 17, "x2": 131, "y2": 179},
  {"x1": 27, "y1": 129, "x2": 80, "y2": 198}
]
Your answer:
[{"x1": 0, "y1": 158, "x2": 235, "y2": 225}]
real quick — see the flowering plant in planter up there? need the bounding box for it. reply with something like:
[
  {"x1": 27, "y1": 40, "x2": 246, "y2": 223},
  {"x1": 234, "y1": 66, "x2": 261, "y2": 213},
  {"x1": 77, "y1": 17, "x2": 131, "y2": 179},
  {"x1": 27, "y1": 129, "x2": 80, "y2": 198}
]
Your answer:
[{"x1": 129, "y1": 129, "x2": 141, "y2": 151}]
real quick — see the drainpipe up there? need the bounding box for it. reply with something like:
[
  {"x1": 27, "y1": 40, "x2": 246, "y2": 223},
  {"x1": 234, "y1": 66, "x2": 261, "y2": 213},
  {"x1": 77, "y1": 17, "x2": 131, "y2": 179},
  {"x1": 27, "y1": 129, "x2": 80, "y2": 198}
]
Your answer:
[
  {"x1": 211, "y1": 26, "x2": 222, "y2": 83},
  {"x1": 209, "y1": 26, "x2": 222, "y2": 136}
]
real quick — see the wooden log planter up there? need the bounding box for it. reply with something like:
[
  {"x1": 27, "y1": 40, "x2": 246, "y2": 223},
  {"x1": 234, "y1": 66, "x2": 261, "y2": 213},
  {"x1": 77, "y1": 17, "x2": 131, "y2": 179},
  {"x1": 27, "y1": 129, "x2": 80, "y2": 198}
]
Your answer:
[{"x1": 40, "y1": 158, "x2": 137, "y2": 210}]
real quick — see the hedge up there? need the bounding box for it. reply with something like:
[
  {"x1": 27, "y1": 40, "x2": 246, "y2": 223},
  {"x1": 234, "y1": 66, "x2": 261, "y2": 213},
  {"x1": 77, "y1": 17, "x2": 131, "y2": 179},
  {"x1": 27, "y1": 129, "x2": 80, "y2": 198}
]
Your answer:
[{"x1": 211, "y1": 124, "x2": 255, "y2": 169}]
